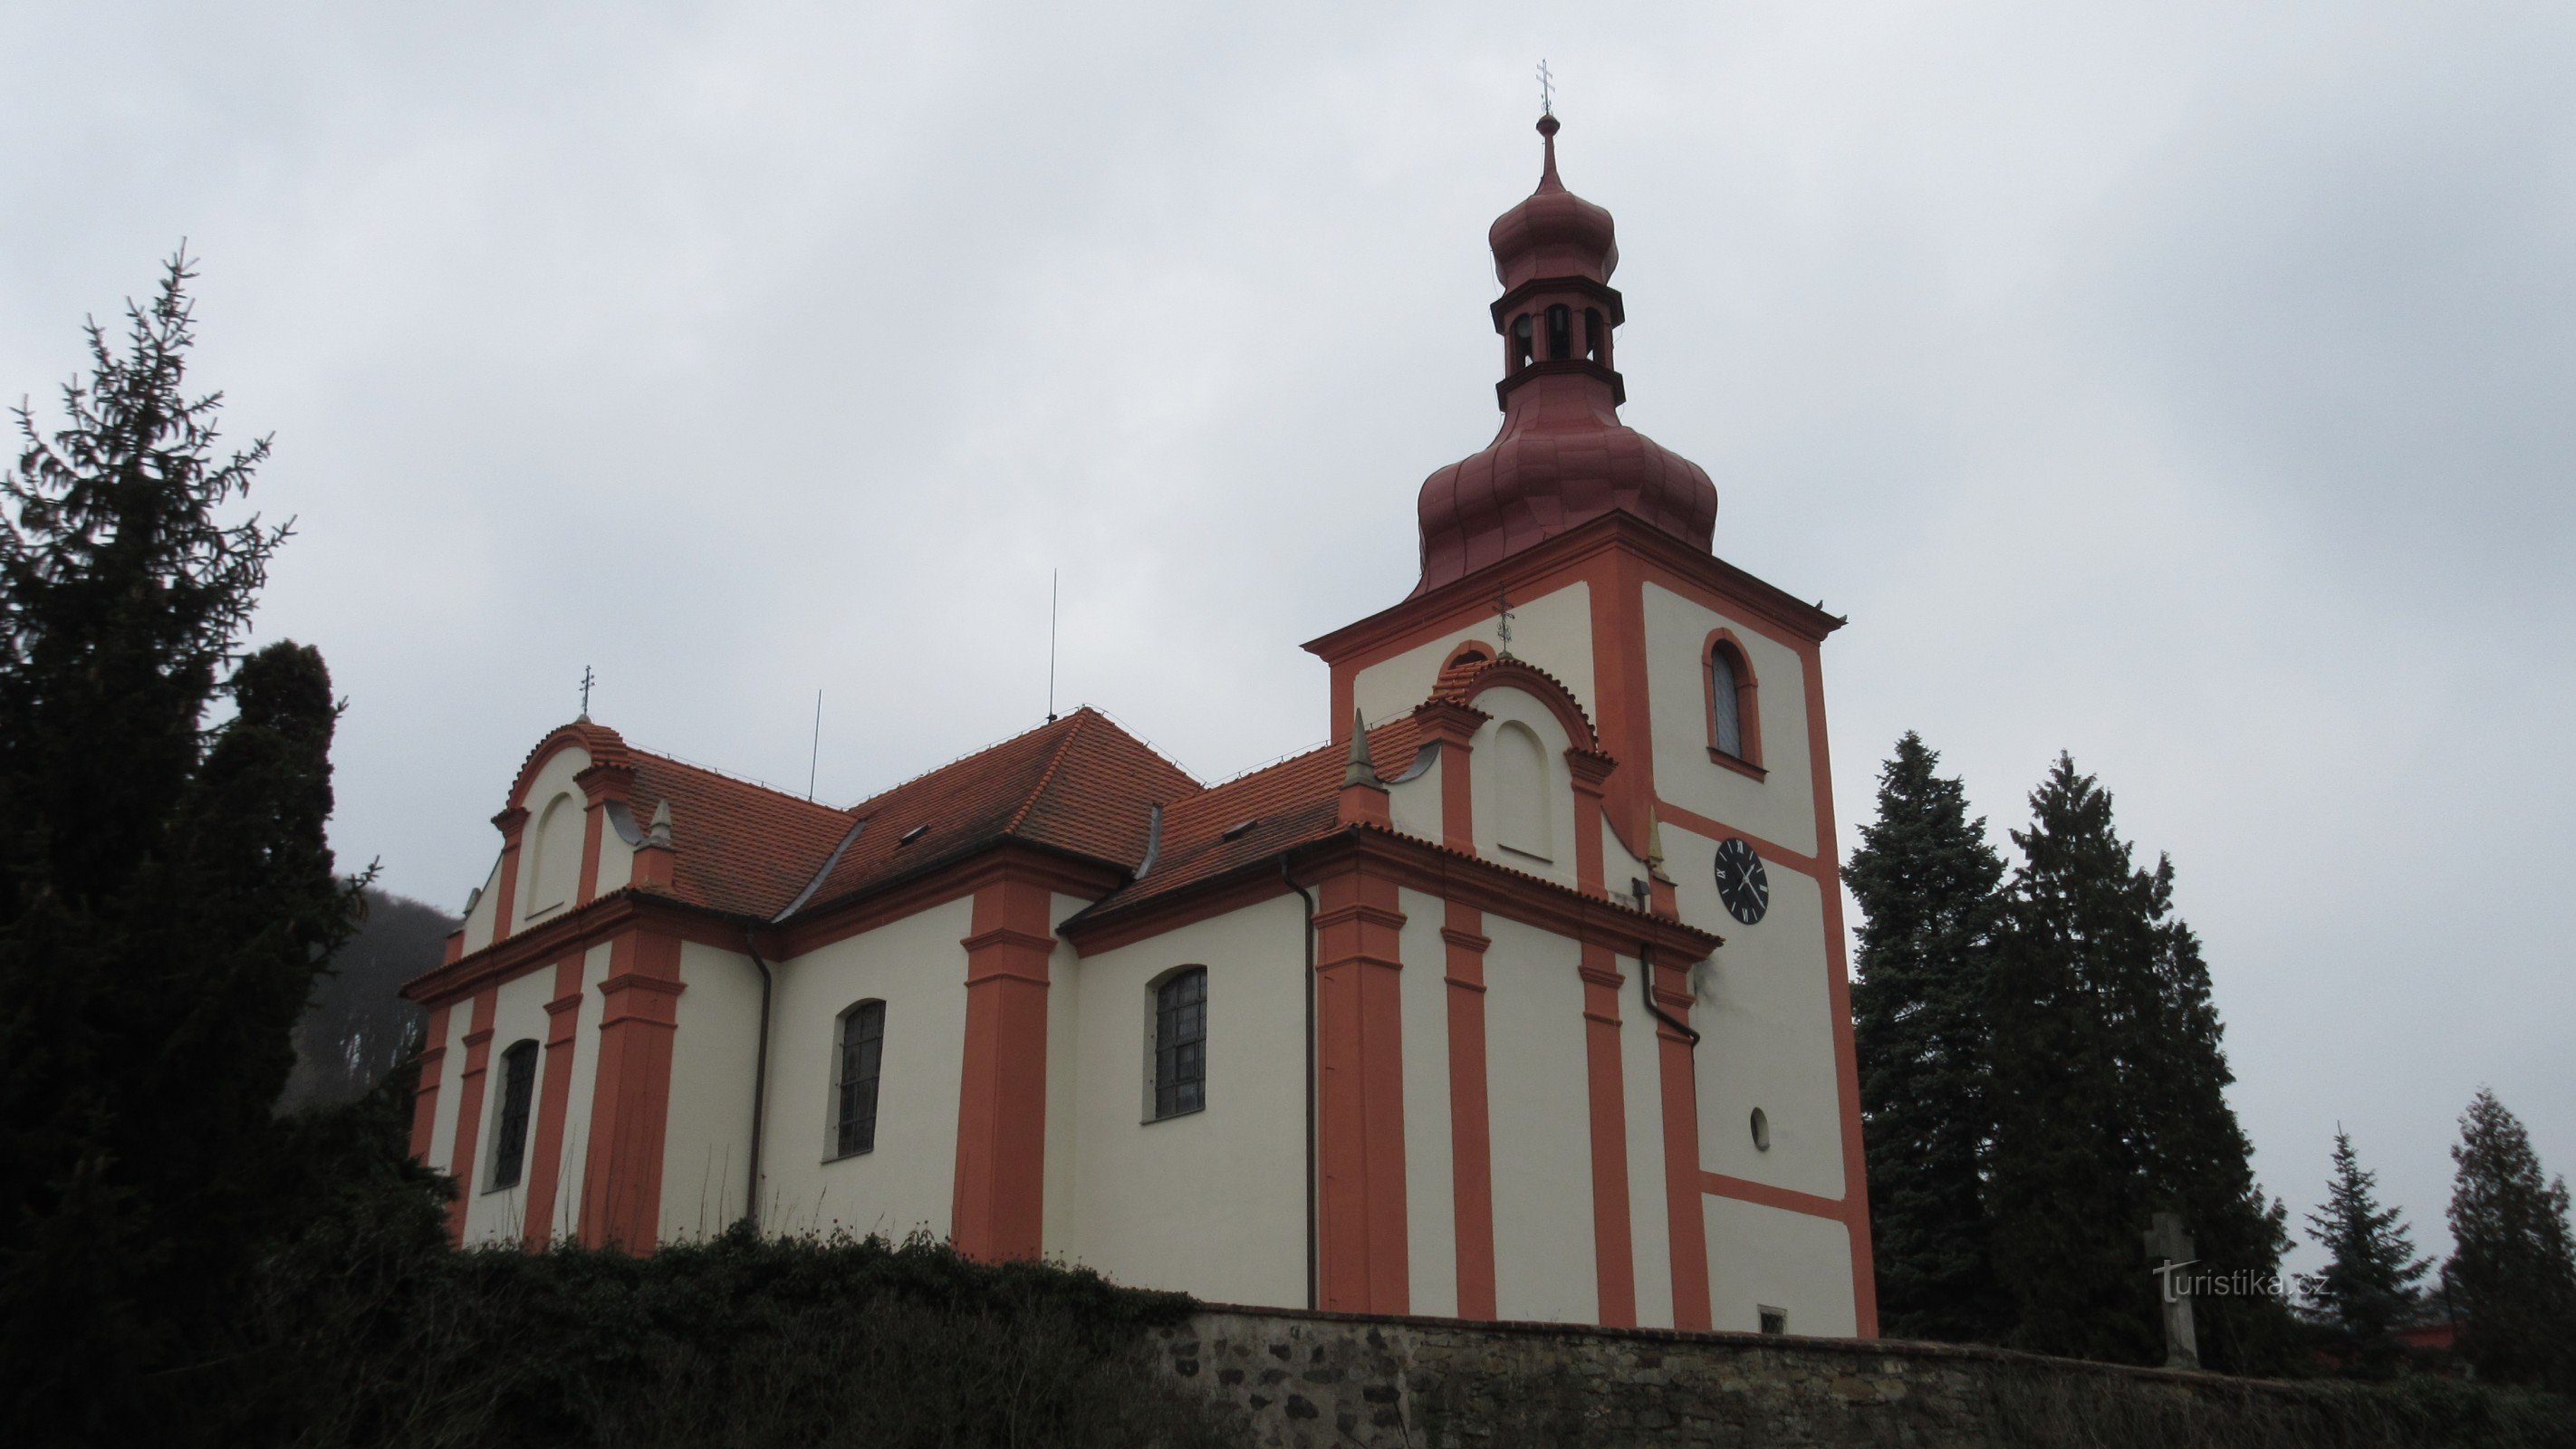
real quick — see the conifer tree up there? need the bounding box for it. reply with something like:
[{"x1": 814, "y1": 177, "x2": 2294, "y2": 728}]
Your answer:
[
  {"x1": 2298, "y1": 1128, "x2": 2431, "y2": 1377},
  {"x1": 1847, "y1": 732, "x2": 2010, "y2": 1341},
  {"x1": 0, "y1": 254, "x2": 382, "y2": 1438},
  {"x1": 1984, "y1": 754, "x2": 2290, "y2": 1371},
  {"x1": 2444, "y1": 1089, "x2": 2576, "y2": 1391}
]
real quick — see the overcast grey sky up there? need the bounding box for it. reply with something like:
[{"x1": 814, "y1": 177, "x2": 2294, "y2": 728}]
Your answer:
[{"x1": 6, "y1": 2, "x2": 2569, "y2": 1281}]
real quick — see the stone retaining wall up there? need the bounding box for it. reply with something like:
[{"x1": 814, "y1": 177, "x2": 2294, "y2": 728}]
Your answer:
[{"x1": 1149, "y1": 1306, "x2": 2542, "y2": 1448}]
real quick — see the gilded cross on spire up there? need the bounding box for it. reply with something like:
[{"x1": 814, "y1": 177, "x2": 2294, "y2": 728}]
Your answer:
[
  {"x1": 1536, "y1": 58, "x2": 1555, "y2": 117},
  {"x1": 578, "y1": 665, "x2": 596, "y2": 720}
]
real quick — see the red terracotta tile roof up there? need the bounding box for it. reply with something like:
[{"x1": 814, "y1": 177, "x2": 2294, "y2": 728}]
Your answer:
[
  {"x1": 623, "y1": 752, "x2": 855, "y2": 922},
  {"x1": 775, "y1": 707, "x2": 1200, "y2": 921},
  {"x1": 583, "y1": 708, "x2": 1201, "y2": 924},
  {"x1": 1085, "y1": 715, "x2": 1427, "y2": 915}
]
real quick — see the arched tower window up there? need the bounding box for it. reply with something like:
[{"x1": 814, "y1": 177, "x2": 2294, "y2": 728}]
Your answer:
[
  {"x1": 1584, "y1": 306, "x2": 1608, "y2": 364},
  {"x1": 833, "y1": 1001, "x2": 886, "y2": 1157},
  {"x1": 1544, "y1": 303, "x2": 1572, "y2": 360},
  {"x1": 487, "y1": 1039, "x2": 539, "y2": 1190},
  {"x1": 1151, "y1": 967, "x2": 1206, "y2": 1119},
  {"x1": 1510, "y1": 313, "x2": 1534, "y2": 370},
  {"x1": 1495, "y1": 721, "x2": 1552, "y2": 859},
  {"x1": 1706, "y1": 636, "x2": 1762, "y2": 767}
]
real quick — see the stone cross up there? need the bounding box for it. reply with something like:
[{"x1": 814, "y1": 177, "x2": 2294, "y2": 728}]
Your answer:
[{"x1": 2143, "y1": 1212, "x2": 2200, "y2": 1369}]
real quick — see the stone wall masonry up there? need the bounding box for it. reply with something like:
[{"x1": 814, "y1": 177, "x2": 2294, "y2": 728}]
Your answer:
[{"x1": 1151, "y1": 1306, "x2": 2573, "y2": 1449}]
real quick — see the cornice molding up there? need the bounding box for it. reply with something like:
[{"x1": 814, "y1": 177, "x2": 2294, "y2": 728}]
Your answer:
[{"x1": 1302, "y1": 513, "x2": 1844, "y2": 667}]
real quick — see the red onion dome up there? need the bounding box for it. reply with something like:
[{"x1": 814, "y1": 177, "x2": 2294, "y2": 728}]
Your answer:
[
  {"x1": 1413, "y1": 115, "x2": 1718, "y2": 596},
  {"x1": 1487, "y1": 114, "x2": 1620, "y2": 288}
]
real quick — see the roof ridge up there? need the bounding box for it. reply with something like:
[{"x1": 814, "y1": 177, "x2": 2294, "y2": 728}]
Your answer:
[
  {"x1": 630, "y1": 746, "x2": 851, "y2": 820},
  {"x1": 843, "y1": 712, "x2": 1085, "y2": 819},
  {"x1": 1004, "y1": 709, "x2": 1090, "y2": 835}
]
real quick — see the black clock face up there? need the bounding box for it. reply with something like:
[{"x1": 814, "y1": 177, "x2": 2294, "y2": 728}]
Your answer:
[{"x1": 1714, "y1": 837, "x2": 1769, "y2": 926}]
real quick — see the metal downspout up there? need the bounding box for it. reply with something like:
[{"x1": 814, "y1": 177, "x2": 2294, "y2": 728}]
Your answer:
[{"x1": 743, "y1": 929, "x2": 774, "y2": 1231}]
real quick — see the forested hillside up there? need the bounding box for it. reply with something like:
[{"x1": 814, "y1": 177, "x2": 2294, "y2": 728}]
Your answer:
[{"x1": 280, "y1": 886, "x2": 456, "y2": 1113}]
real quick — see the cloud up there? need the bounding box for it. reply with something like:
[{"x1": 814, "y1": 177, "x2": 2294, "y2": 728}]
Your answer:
[{"x1": 5, "y1": 0, "x2": 2566, "y2": 1279}]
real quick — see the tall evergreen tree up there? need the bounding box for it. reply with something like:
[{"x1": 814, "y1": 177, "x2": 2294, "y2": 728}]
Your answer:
[
  {"x1": 1984, "y1": 754, "x2": 2290, "y2": 1371},
  {"x1": 0, "y1": 254, "x2": 379, "y2": 1438},
  {"x1": 2298, "y1": 1128, "x2": 2431, "y2": 1377},
  {"x1": 1847, "y1": 732, "x2": 2010, "y2": 1341},
  {"x1": 2444, "y1": 1089, "x2": 2576, "y2": 1391}
]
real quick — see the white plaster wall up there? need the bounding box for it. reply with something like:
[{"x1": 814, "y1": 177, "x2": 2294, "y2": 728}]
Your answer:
[
  {"x1": 524, "y1": 793, "x2": 583, "y2": 922},
  {"x1": 1398, "y1": 889, "x2": 1456, "y2": 1319},
  {"x1": 1669, "y1": 826, "x2": 1846, "y2": 1201},
  {"x1": 461, "y1": 966, "x2": 554, "y2": 1246},
  {"x1": 1352, "y1": 581, "x2": 1595, "y2": 728},
  {"x1": 1385, "y1": 753, "x2": 1443, "y2": 843},
  {"x1": 459, "y1": 855, "x2": 503, "y2": 955},
  {"x1": 1617, "y1": 950, "x2": 1675, "y2": 1329},
  {"x1": 1041, "y1": 893, "x2": 1089, "y2": 1259},
  {"x1": 1479, "y1": 916, "x2": 1596, "y2": 1323},
  {"x1": 760, "y1": 897, "x2": 974, "y2": 1240},
  {"x1": 547, "y1": 944, "x2": 613, "y2": 1243},
  {"x1": 512, "y1": 747, "x2": 593, "y2": 931},
  {"x1": 1065, "y1": 897, "x2": 1306, "y2": 1306},
  {"x1": 1601, "y1": 819, "x2": 1654, "y2": 904},
  {"x1": 1641, "y1": 582, "x2": 1814, "y2": 858},
  {"x1": 1701, "y1": 1195, "x2": 1858, "y2": 1337},
  {"x1": 662, "y1": 941, "x2": 764, "y2": 1241},
  {"x1": 591, "y1": 818, "x2": 634, "y2": 899},
  {"x1": 425, "y1": 997, "x2": 471, "y2": 1175},
  {"x1": 1468, "y1": 688, "x2": 1580, "y2": 891}
]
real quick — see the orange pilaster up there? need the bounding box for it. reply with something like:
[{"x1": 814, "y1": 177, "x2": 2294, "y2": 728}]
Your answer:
[
  {"x1": 443, "y1": 988, "x2": 498, "y2": 1243},
  {"x1": 1313, "y1": 865, "x2": 1409, "y2": 1313},
  {"x1": 579, "y1": 928, "x2": 685, "y2": 1250},
  {"x1": 1569, "y1": 752, "x2": 1614, "y2": 896},
  {"x1": 487, "y1": 807, "x2": 526, "y2": 945},
  {"x1": 1579, "y1": 943, "x2": 1636, "y2": 1326},
  {"x1": 1411, "y1": 697, "x2": 1485, "y2": 853},
  {"x1": 521, "y1": 955, "x2": 587, "y2": 1247},
  {"x1": 951, "y1": 874, "x2": 1054, "y2": 1262},
  {"x1": 1648, "y1": 954, "x2": 1713, "y2": 1329},
  {"x1": 1441, "y1": 899, "x2": 1497, "y2": 1319}
]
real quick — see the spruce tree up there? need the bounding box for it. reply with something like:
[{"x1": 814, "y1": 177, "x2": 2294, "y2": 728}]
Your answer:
[
  {"x1": 2298, "y1": 1128, "x2": 2432, "y2": 1377},
  {"x1": 1984, "y1": 754, "x2": 2289, "y2": 1370},
  {"x1": 1847, "y1": 732, "x2": 2010, "y2": 1341},
  {"x1": 0, "y1": 254, "x2": 380, "y2": 1438},
  {"x1": 2444, "y1": 1089, "x2": 2576, "y2": 1391}
]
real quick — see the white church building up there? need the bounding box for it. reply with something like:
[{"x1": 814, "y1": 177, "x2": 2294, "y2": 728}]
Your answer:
[{"x1": 404, "y1": 114, "x2": 1879, "y2": 1338}]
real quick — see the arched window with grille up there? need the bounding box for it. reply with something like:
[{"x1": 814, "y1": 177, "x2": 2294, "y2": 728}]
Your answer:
[
  {"x1": 1705, "y1": 632, "x2": 1764, "y2": 772},
  {"x1": 832, "y1": 1001, "x2": 886, "y2": 1157},
  {"x1": 487, "y1": 1039, "x2": 539, "y2": 1190},
  {"x1": 1150, "y1": 967, "x2": 1206, "y2": 1120}
]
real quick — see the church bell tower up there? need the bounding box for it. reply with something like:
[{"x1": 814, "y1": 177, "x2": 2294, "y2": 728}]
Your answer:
[{"x1": 1308, "y1": 112, "x2": 1879, "y2": 1338}]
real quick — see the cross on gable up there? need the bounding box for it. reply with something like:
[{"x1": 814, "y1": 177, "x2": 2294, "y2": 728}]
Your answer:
[
  {"x1": 1493, "y1": 590, "x2": 1516, "y2": 657},
  {"x1": 579, "y1": 665, "x2": 596, "y2": 718}
]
